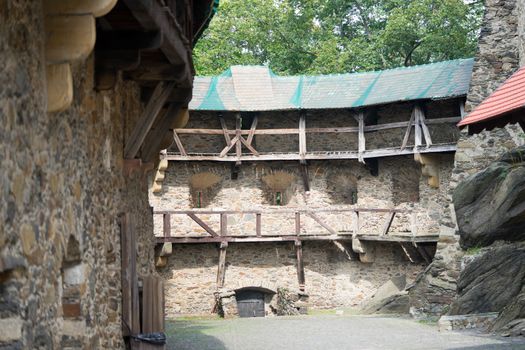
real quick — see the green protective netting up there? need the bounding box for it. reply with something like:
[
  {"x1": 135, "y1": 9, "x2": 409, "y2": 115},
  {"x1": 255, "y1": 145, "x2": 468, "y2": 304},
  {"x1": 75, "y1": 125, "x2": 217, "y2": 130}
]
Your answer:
[{"x1": 191, "y1": 58, "x2": 474, "y2": 111}]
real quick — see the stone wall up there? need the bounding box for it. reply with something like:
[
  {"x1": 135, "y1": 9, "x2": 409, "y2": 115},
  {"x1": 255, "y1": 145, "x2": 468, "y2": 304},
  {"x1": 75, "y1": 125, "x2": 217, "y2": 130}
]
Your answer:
[
  {"x1": 0, "y1": 2, "x2": 155, "y2": 348},
  {"x1": 409, "y1": 0, "x2": 525, "y2": 319},
  {"x1": 152, "y1": 156, "x2": 454, "y2": 238},
  {"x1": 158, "y1": 242, "x2": 425, "y2": 316},
  {"x1": 153, "y1": 105, "x2": 457, "y2": 316}
]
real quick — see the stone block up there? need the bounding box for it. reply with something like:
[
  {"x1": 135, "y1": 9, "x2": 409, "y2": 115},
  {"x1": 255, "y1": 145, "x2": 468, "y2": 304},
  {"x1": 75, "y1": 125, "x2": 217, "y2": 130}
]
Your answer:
[
  {"x1": 0, "y1": 317, "x2": 23, "y2": 342},
  {"x1": 63, "y1": 264, "x2": 86, "y2": 285},
  {"x1": 438, "y1": 313, "x2": 499, "y2": 332},
  {"x1": 62, "y1": 320, "x2": 86, "y2": 338}
]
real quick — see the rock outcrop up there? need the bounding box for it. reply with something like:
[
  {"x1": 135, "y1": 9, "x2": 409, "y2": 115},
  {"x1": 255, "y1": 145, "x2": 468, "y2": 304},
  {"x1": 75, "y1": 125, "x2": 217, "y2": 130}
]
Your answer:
[
  {"x1": 453, "y1": 146, "x2": 525, "y2": 249},
  {"x1": 363, "y1": 275, "x2": 409, "y2": 314},
  {"x1": 450, "y1": 243, "x2": 525, "y2": 315}
]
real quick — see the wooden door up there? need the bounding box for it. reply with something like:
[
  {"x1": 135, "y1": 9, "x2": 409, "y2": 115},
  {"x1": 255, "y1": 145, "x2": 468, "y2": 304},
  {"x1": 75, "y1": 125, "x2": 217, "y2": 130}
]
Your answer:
[{"x1": 236, "y1": 290, "x2": 265, "y2": 317}]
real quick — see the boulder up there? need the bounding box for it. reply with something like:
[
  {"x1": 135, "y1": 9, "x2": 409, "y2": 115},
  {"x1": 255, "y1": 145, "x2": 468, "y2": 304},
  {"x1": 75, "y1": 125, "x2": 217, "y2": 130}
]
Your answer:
[
  {"x1": 453, "y1": 146, "x2": 525, "y2": 249},
  {"x1": 363, "y1": 275, "x2": 409, "y2": 314},
  {"x1": 449, "y1": 243, "x2": 525, "y2": 315}
]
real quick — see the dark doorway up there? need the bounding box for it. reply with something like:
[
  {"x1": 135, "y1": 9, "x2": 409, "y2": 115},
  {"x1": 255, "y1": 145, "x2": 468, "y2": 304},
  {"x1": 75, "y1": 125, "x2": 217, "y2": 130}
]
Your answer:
[{"x1": 236, "y1": 289, "x2": 265, "y2": 317}]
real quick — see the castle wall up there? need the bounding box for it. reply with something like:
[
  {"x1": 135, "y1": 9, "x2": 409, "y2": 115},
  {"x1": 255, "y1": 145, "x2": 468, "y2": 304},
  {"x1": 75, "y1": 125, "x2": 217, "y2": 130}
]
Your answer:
[
  {"x1": 152, "y1": 104, "x2": 457, "y2": 316},
  {"x1": 159, "y1": 242, "x2": 425, "y2": 316},
  {"x1": 0, "y1": 2, "x2": 154, "y2": 348}
]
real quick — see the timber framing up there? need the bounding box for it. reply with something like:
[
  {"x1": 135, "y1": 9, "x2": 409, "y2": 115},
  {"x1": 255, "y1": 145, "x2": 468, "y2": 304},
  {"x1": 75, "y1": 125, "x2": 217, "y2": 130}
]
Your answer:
[
  {"x1": 154, "y1": 208, "x2": 439, "y2": 245},
  {"x1": 163, "y1": 113, "x2": 460, "y2": 162}
]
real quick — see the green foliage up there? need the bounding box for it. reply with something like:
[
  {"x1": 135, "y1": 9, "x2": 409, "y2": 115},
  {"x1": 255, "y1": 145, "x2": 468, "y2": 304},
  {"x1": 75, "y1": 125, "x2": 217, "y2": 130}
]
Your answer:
[
  {"x1": 194, "y1": 0, "x2": 483, "y2": 75},
  {"x1": 465, "y1": 246, "x2": 482, "y2": 255}
]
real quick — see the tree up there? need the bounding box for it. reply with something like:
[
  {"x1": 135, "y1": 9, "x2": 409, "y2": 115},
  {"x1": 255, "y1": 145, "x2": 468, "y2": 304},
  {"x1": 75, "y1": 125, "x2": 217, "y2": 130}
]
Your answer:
[{"x1": 193, "y1": 0, "x2": 483, "y2": 76}]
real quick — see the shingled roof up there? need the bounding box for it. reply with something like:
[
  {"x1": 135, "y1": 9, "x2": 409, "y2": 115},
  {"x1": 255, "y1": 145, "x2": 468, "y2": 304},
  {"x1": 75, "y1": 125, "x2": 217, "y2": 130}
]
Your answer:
[
  {"x1": 190, "y1": 58, "x2": 474, "y2": 111},
  {"x1": 459, "y1": 65, "x2": 525, "y2": 134}
]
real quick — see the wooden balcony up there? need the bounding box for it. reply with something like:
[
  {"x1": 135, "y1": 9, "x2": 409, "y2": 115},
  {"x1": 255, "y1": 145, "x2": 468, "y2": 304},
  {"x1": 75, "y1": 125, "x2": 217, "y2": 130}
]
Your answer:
[{"x1": 162, "y1": 109, "x2": 460, "y2": 163}]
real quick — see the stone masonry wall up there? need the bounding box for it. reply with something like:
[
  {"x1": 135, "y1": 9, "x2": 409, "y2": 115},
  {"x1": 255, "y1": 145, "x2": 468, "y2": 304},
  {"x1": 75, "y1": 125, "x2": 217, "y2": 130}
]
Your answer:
[
  {"x1": 152, "y1": 156, "x2": 454, "y2": 239},
  {"x1": 409, "y1": 0, "x2": 525, "y2": 319},
  {"x1": 0, "y1": 2, "x2": 155, "y2": 349},
  {"x1": 158, "y1": 242, "x2": 425, "y2": 316},
  {"x1": 153, "y1": 105, "x2": 456, "y2": 316}
]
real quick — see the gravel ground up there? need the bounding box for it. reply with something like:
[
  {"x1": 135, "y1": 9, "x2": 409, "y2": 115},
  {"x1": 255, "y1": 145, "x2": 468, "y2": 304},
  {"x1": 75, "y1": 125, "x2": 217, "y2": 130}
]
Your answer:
[{"x1": 165, "y1": 315, "x2": 525, "y2": 350}]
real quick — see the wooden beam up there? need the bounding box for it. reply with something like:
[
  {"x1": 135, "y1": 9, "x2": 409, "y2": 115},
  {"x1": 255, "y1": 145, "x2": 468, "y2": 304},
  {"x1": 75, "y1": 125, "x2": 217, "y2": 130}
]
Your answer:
[
  {"x1": 142, "y1": 104, "x2": 184, "y2": 162},
  {"x1": 218, "y1": 136, "x2": 239, "y2": 157},
  {"x1": 218, "y1": 114, "x2": 232, "y2": 146},
  {"x1": 172, "y1": 130, "x2": 187, "y2": 156},
  {"x1": 256, "y1": 213, "x2": 262, "y2": 237},
  {"x1": 299, "y1": 113, "x2": 307, "y2": 162},
  {"x1": 247, "y1": 115, "x2": 258, "y2": 146},
  {"x1": 295, "y1": 240, "x2": 305, "y2": 291},
  {"x1": 163, "y1": 213, "x2": 171, "y2": 238},
  {"x1": 187, "y1": 213, "x2": 219, "y2": 237},
  {"x1": 220, "y1": 213, "x2": 228, "y2": 236},
  {"x1": 401, "y1": 109, "x2": 416, "y2": 150},
  {"x1": 357, "y1": 112, "x2": 365, "y2": 163},
  {"x1": 124, "y1": 82, "x2": 174, "y2": 159},
  {"x1": 414, "y1": 106, "x2": 422, "y2": 150},
  {"x1": 417, "y1": 106, "x2": 432, "y2": 147},
  {"x1": 239, "y1": 136, "x2": 259, "y2": 156},
  {"x1": 381, "y1": 212, "x2": 396, "y2": 236},
  {"x1": 156, "y1": 234, "x2": 440, "y2": 244},
  {"x1": 217, "y1": 241, "x2": 228, "y2": 288},
  {"x1": 295, "y1": 212, "x2": 301, "y2": 236},
  {"x1": 165, "y1": 143, "x2": 457, "y2": 162},
  {"x1": 235, "y1": 114, "x2": 242, "y2": 164},
  {"x1": 307, "y1": 212, "x2": 338, "y2": 235},
  {"x1": 459, "y1": 101, "x2": 466, "y2": 119}
]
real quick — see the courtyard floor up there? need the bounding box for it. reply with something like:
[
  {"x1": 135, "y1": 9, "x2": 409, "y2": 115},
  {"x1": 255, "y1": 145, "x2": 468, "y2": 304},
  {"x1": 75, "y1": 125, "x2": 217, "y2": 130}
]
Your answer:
[{"x1": 166, "y1": 314, "x2": 525, "y2": 350}]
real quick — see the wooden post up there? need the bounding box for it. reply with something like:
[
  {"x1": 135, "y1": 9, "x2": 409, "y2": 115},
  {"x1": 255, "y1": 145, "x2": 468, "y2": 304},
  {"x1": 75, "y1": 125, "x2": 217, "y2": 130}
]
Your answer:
[
  {"x1": 299, "y1": 113, "x2": 307, "y2": 163},
  {"x1": 417, "y1": 106, "x2": 432, "y2": 147},
  {"x1": 295, "y1": 212, "x2": 301, "y2": 236},
  {"x1": 401, "y1": 109, "x2": 416, "y2": 150},
  {"x1": 352, "y1": 211, "x2": 359, "y2": 236},
  {"x1": 381, "y1": 212, "x2": 396, "y2": 236},
  {"x1": 220, "y1": 213, "x2": 228, "y2": 236},
  {"x1": 413, "y1": 106, "x2": 422, "y2": 151},
  {"x1": 357, "y1": 111, "x2": 365, "y2": 163},
  {"x1": 295, "y1": 240, "x2": 305, "y2": 291},
  {"x1": 219, "y1": 114, "x2": 231, "y2": 146},
  {"x1": 120, "y1": 213, "x2": 140, "y2": 338},
  {"x1": 172, "y1": 130, "x2": 187, "y2": 156},
  {"x1": 235, "y1": 113, "x2": 242, "y2": 165},
  {"x1": 124, "y1": 81, "x2": 174, "y2": 159},
  {"x1": 163, "y1": 213, "x2": 171, "y2": 238},
  {"x1": 247, "y1": 115, "x2": 258, "y2": 146},
  {"x1": 459, "y1": 101, "x2": 466, "y2": 120},
  {"x1": 256, "y1": 213, "x2": 262, "y2": 237},
  {"x1": 217, "y1": 241, "x2": 228, "y2": 288}
]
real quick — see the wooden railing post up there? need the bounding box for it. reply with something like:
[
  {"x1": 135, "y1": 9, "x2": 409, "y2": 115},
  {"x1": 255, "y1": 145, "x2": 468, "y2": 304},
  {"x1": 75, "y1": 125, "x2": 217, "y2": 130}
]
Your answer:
[
  {"x1": 352, "y1": 211, "x2": 359, "y2": 236},
  {"x1": 295, "y1": 212, "x2": 301, "y2": 236},
  {"x1": 163, "y1": 213, "x2": 171, "y2": 238},
  {"x1": 295, "y1": 240, "x2": 305, "y2": 291},
  {"x1": 256, "y1": 213, "x2": 262, "y2": 237},
  {"x1": 410, "y1": 211, "x2": 418, "y2": 237},
  {"x1": 220, "y1": 213, "x2": 228, "y2": 236}
]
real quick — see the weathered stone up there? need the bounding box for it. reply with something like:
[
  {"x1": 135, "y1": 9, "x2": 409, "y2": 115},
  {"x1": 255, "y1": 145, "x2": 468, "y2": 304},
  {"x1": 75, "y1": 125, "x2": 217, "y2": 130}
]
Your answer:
[
  {"x1": 438, "y1": 313, "x2": 499, "y2": 332},
  {"x1": 63, "y1": 264, "x2": 87, "y2": 285},
  {"x1": 19, "y1": 223, "x2": 35, "y2": 256},
  {"x1": 0, "y1": 317, "x2": 23, "y2": 342},
  {"x1": 453, "y1": 147, "x2": 525, "y2": 248},
  {"x1": 450, "y1": 243, "x2": 525, "y2": 315},
  {"x1": 363, "y1": 275, "x2": 407, "y2": 314}
]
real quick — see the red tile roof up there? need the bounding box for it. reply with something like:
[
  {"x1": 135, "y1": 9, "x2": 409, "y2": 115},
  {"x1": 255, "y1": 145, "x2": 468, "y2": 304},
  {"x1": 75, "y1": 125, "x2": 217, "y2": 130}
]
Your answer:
[{"x1": 458, "y1": 66, "x2": 525, "y2": 133}]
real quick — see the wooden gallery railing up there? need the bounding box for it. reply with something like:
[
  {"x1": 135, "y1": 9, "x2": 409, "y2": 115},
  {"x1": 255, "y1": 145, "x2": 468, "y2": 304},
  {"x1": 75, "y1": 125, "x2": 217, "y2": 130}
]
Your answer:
[
  {"x1": 155, "y1": 208, "x2": 440, "y2": 244},
  {"x1": 155, "y1": 208, "x2": 438, "y2": 289},
  {"x1": 164, "y1": 107, "x2": 461, "y2": 162}
]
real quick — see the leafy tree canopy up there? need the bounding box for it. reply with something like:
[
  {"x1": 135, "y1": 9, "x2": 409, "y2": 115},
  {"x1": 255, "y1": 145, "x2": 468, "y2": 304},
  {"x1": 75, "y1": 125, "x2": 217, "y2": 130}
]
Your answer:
[{"x1": 194, "y1": 0, "x2": 483, "y2": 76}]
